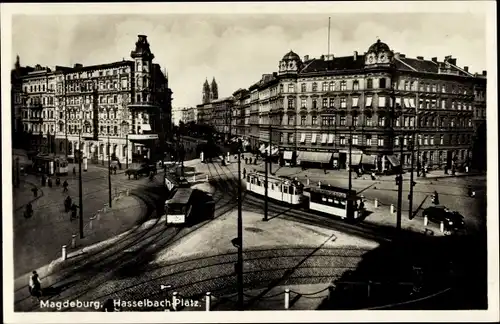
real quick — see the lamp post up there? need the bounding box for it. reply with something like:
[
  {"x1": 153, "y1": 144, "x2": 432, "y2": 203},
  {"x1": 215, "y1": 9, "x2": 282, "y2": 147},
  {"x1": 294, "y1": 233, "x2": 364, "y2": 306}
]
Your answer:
[
  {"x1": 108, "y1": 136, "x2": 112, "y2": 208},
  {"x1": 78, "y1": 129, "x2": 84, "y2": 239},
  {"x1": 263, "y1": 149, "x2": 269, "y2": 222},
  {"x1": 408, "y1": 135, "x2": 415, "y2": 219},
  {"x1": 348, "y1": 126, "x2": 353, "y2": 195},
  {"x1": 122, "y1": 122, "x2": 129, "y2": 169},
  {"x1": 396, "y1": 134, "x2": 404, "y2": 232},
  {"x1": 236, "y1": 139, "x2": 244, "y2": 310}
]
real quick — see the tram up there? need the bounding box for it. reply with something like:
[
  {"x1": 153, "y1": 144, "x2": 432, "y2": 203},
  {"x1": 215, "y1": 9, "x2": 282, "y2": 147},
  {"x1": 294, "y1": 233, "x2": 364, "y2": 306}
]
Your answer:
[
  {"x1": 164, "y1": 172, "x2": 190, "y2": 192},
  {"x1": 32, "y1": 153, "x2": 69, "y2": 176},
  {"x1": 303, "y1": 184, "x2": 365, "y2": 220},
  {"x1": 165, "y1": 187, "x2": 215, "y2": 226},
  {"x1": 245, "y1": 171, "x2": 304, "y2": 205}
]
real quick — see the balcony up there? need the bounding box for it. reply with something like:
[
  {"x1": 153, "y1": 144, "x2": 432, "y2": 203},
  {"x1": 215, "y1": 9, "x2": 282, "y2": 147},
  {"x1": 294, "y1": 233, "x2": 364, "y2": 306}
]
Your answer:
[
  {"x1": 28, "y1": 103, "x2": 43, "y2": 110},
  {"x1": 128, "y1": 101, "x2": 159, "y2": 111}
]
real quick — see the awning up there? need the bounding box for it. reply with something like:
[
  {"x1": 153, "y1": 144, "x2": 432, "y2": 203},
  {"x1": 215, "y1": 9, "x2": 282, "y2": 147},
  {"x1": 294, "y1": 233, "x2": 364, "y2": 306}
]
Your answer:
[
  {"x1": 328, "y1": 134, "x2": 334, "y2": 144},
  {"x1": 297, "y1": 151, "x2": 332, "y2": 164},
  {"x1": 300, "y1": 133, "x2": 306, "y2": 143},
  {"x1": 395, "y1": 97, "x2": 401, "y2": 106},
  {"x1": 332, "y1": 152, "x2": 339, "y2": 159},
  {"x1": 361, "y1": 154, "x2": 376, "y2": 165},
  {"x1": 386, "y1": 155, "x2": 400, "y2": 167},
  {"x1": 409, "y1": 98, "x2": 416, "y2": 108},
  {"x1": 348, "y1": 153, "x2": 362, "y2": 166},
  {"x1": 403, "y1": 98, "x2": 411, "y2": 108},
  {"x1": 311, "y1": 133, "x2": 317, "y2": 143},
  {"x1": 365, "y1": 96, "x2": 373, "y2": 107},
  {"x1": 321, "y1": 134, "x2": 328, "y2": 144},
  {"x1": 283, "y1": 151, "x2": 294, "y2": 160}
]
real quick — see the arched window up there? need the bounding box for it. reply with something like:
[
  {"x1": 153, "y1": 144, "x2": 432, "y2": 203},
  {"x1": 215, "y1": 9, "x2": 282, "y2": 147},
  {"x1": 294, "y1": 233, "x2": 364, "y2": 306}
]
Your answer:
[
  {"x1": 322, "y1": 82, "x2": 328, "y2": 92},
  {"x1": 301, "y1": 83, "x2": 307, "y2": 92},
  {"x1": 352, "y1": 80, "x2": 359, "y2": 91},
  {"x1": 366, "y1": 78, "x2": 373, "y2": 89}
]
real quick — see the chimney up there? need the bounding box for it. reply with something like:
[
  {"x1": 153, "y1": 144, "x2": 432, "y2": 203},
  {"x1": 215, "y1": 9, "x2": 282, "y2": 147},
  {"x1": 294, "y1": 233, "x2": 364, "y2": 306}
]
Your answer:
[
  {"x1": 320, "y1": 55, "x2": 325, "y2": 60},
  {"x1": 353, "y1": 51, "x2": 358, "y2": 61},
  {"x1": 399, "y1": 54, "x2": 406, "y2": 59},
  {"x1": 444, "y1": 55, "x2": 452, "y2": 61},
  {"x1": 394, "y1": 52, "x2": 400, "y2": 59},
  {"x1": 482, "y1": 70, "x2": 487, "y2": 76},
  {"x1": 431, "y1": 57, "x2": 438, "y2": 63},
  {"x1": 73, "y1": 63, "x2": 83, "y2": 68},
  {"x1": 464, "y1": 66, "x2": 469, "y2": 72},
  {"x1": 449, "y1": 58, "x2": 457, "y2": 65},
  {"x1": 416, "y1": 56, "x2": 424, "y2": 60},
  {"x1": 304, "y1": 55, "x2": 309, "y2": 61}
]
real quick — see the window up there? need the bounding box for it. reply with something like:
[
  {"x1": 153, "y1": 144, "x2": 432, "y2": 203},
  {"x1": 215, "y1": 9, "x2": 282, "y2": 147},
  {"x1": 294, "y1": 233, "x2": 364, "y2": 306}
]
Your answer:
[
  {"x1": 312, "y1": 116, "x2": 317, "y2": 125},
  {"x1": 288, "y1": 115, "x2": 294, "y2": 125},
  {"x1": 450, "y1": 118, "x2": 455, "y2": 127},
  {"x1": 340, "y1": 116, "x2": 346, "y2": 126},
  {"x1": 441, "y1": 99, "x2": 446, "y2": 109},
  {"x1": 468, "y1": 119, "x2": 472, "y2": 127},
  {"x1": 366, "y1": 116, "x2": 372, "y2": 126},
  {"x1": 340, "y1": 81, "x2": 347, "y2": 91},
  {"x1": 322, "y1": 98, "x2": 328, "y2": 108},
  {"x1": 352, "y1": 97, "x2": 359, "y2": 107},
  {"x1": 395, "y1": 137, "x2": 399, "y2": 146},
  {"x1": 329, "y1": 98, "x2": 335, "y2": 107},
  {"x1": 404, "y1": 81, "x2": 409, "y2": 91},
  {"x1": 322, "y1": 82, "x2": 328, "y2": 92},
  {"x1": 288, "y1": 84, "x2": 295, "y2": 93},
  {"x1": 430, "y1": 136, "x2": 434, "y2": 145},
  {"x1": 340, "y1": 136, "x2": 346, "y2": 145},
  {"x1": 300, "y1": 116, "x2": 306, "y2": 125},
  {"x1": 379, "y1": 78, "x2": 386, "y2": 89},
  {"x1": 365, "y1": 96, "x2": 373, "y2": 107},
  {"x1": 366, "y1": 79, "x2": 373, "y2": 89},
  {"x1": 378, "y1": 138, "x2": 384, "y2": 146},
  {"x1": 366, "y1": 135, "x2": 372, "y2": 146},
  {"x1": 312, "y1": 82, "x2": 317, "y2": 92},
  {"x1": 340, "y1": 98, "x2": 347, "y2": 108},
  {"x1": 396, "y1": 117, "x2": 401, "y2": 127},
  {"x1": 288, "y1": 99, "x2": 294, "y2": 109},
  {"x1": 378, "y1": 96, "x2": 386, "y2": 107},
  {"x1": 328, "y1": 134, "x2": 334, "y2": 144},
  {"x1": 352, "y1": 135, "x2": 358, "y2": 145},
  {"x1": 288, "y1": 133, "x2": 294, "y2": 143},
  {"x1": 353, "y1": 116, "x2": 358, "y2": 126},
  {"x1": 311, "y1": 133, "x2": 317, "y2": 143},
  {"x1": 457, "y1": 102, "x2": 462, "y2": 110},
  {"x1": 301, "y1": 83, "x2": 306, "y2": 92},
  {"x1": 440, "y1": 135, "x2": 444, "y2": 145},
  {"x1": 378, "y1": 116, "x2": 385, "y2": 127},
  {"x1": 322, "y1": 116, "x2": 328, "y2": 126},
  {"x1": 329, "y1": 81, "x2": 335, "y2": 91},
  {"x1": 424, "y1": 136, "x2": 429, "y2": 145},
  {"x1": 353, "y1": 80, "x2": 359, "y2": 91},
  {"x1": 312, "y1": 99, "x2": 317, "y2": 109},
  {"x1": 301, "y1": 98, "x2": 307, "y2": 108}
]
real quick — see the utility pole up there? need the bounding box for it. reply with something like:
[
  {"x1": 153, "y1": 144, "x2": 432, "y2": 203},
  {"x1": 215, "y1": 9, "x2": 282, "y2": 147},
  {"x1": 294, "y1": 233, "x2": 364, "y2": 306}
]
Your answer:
[
  {"x1": 78, "y1": 130, "x2": 84, "y2": 239},
  {"x1": 263, "y1": 151, "x2": 269, "y2": 222},
  {"x1": 108, "y1": 136, "x2": 112, "y2": 208},
  {"x1": 408, "y1": 133, "x2": 415, "y2": 220},
  {"x1": 125, "y1": 133, "x2": 129, "y2": 169},
  {"x1": 348, "y1": 126, "x2": 353, "y2": 194},
  {"x1": 396, "y1": 135, "x2": 404, "y2": 232},
  {"x1": 236, "y1": 139, "x2": 244, "y2": 310}
]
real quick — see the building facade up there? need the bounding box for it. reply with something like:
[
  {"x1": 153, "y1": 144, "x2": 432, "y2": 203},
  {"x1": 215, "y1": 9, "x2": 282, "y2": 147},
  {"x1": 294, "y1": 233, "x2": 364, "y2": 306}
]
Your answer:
[
  {"x1": 181, "y1": 107, "x2": 197, "y2": 124},
  {"x1": 11, "y1": 35, "x2": 173, "y2": 164},
  {"x1": 233, "y1": 40, "x2": 486, "y2": 172}
]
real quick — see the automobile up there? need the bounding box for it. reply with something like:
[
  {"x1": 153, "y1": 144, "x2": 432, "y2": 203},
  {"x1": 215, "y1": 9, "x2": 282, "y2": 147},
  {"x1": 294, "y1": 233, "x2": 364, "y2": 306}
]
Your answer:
[
  {"x1": 422, "y1": 206, "x2": 465, "y2": 229},
  {"x1": 125, "y1": 163, "x2": 155, "y2": 179}
]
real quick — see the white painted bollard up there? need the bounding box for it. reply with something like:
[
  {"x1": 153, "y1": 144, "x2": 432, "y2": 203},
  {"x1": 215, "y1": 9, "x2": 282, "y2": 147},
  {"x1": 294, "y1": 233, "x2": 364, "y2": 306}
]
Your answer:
[
  {"x1": 172, "y1": 292, "x2": 178, "y2": 311},
  {"x1": 126, "y1": 189, "x2": 130, "y2": 196},
  {"x1": 390, "y1": 204, "x2": 395, "y2": 214},
  {"x1": 424, "y1": 216, "x2": 428, "y2": 226},
  {"x1": 71, "y1": 234, "x2": 77, "y2": 249},
  {"x1": 440, "y1": 221, "x2": 444, "y2": 233},
  {"x1": 205, "y1": 292, "x2": 211, "y2": 311},
  {"x1": 103, "y1": 206, "x2": 107, "y2": 213},
  {"x1": 284, "y1": 289, "x2": 290, "y2": 309},
  {"x1": 61, "y1": 245, "x2": 67, "y2": 261},
  {"x1": 374, "y1": 198, "x2": 379, "y2": 208},
  {"x1": 206, "y1": 174, "x2": 209, "y2": 181},
  {"x1": 306, "y1": 178, "x2": 310, "y2": 185}
]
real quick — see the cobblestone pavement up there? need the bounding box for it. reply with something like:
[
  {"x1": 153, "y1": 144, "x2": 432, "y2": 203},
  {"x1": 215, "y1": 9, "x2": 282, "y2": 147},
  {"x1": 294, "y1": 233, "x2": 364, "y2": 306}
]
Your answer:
[{"x1": 12, "y1": 162, "x2": 177, "y2": 278}]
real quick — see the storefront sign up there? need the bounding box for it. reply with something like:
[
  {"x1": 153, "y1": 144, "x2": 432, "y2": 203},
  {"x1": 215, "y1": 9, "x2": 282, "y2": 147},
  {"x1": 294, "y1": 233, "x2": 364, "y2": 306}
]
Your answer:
[{"x1": 128, "y1": 134, "x2": 159, "y2": 140}]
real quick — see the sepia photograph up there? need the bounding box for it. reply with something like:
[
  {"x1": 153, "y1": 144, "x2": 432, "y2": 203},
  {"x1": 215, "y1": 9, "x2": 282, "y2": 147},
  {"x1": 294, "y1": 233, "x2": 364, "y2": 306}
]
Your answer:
[{"x1": 2, "y1": 1, "x2": 498, "y2": 323}]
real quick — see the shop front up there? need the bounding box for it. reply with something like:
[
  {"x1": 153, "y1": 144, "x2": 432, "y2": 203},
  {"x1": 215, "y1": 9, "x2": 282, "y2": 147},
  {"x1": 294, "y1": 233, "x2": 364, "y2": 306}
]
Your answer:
[
  {"x1": 297, "y1": 151, "x2": 333, "y2": 169},
  {"x1": 282, "y1": 150, "x2": 296, "y2": 166}
]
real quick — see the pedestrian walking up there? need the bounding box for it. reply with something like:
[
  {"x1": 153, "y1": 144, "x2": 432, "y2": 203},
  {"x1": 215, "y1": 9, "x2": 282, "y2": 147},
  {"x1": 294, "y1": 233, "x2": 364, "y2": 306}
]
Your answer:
[
  {"x1": 47, "y1": 177, "x2": 53, "y2": 188},
  {"x1": 29, "y1": 271, "x2": 42, "y2": 300},
  {"x1": 243, "y1": 168, "x2": 247, "y2": 178},
  {"x1": 55, "y1": 177, "x2": 61, "y2": 186},
  {"x1": 41, "y1": 175, "x2": 46, "y2": 187},
  {"x1": 25, "y1": 202, "x2": 33, "y2": 218},
  {"x1": 70, "y1": 203, "x2": 78, "y2": 220},
  {"x1": 31, "y1": 187, "x2": 38, "y2": 197},
  {"x1": 62, "y1": 180, "x2": 69, "y2": 193},
  {"x1": 73, "y1": 166, "x2": 76, "y2": 176},
  {"x1": 64, "y1": 196, "x2": 72, "y2": 212}
]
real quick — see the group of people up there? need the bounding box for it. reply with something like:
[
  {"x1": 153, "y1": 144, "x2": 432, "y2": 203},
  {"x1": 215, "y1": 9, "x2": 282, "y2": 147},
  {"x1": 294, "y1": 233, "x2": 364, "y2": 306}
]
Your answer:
[{"x1": 64, "y1": 196, "x2": 78, "y2": 220}]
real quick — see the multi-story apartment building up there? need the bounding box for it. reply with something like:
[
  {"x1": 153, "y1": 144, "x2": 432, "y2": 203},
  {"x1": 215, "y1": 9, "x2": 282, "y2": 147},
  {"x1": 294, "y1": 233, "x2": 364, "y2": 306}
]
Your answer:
[
  {"x1": 233, "y1": 40, "x2": 486, "y2": 172},
  {"x1": 211, "y1": 97, "x2": 234, "y2": 140},
  {"x1": 11, "y1": 35, "x2": 173, "y2": 164},
  {"x1": 179, "y1": 107, "x2": 197, "y2": 124},
  {"x1": 232, "y1": 88, "x2": 250, "y2": 138}
]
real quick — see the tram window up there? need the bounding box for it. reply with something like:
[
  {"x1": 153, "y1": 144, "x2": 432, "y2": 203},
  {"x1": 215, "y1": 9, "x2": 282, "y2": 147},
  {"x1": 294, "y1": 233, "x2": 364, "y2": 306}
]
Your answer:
[
  {"x1": 256, "y1": 179, "x2": 260, "y2": 186},
  {"x1": 283, "y1": 186, "x2": 288, "y2": 194},
  {"x1": 322, "y1": 197, "x2": 327, "y2": 202},
  {"x1": 246, "y1": 175, "x2": 250, "y2": 182},
  {"x1": 328, "y1": 198, "x2": 333, "y2": 203}
]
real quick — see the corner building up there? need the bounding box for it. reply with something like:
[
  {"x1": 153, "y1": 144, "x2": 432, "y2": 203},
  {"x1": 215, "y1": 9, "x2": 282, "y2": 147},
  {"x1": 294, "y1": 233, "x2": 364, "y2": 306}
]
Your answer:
[
  {"x1": 244, "y1": 40, "x2": 486, "y2": 172},
  {"x1": 11, "y1": 35, "x2": 173, "y2": 164}
]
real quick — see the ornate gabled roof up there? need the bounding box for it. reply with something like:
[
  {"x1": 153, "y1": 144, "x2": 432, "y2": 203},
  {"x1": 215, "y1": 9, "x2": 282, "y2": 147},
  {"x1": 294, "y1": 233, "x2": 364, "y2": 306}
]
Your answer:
[
  {"x1": 130, "y1": 35, "x2": 154, "y2": 60},
  {"x1": 300, "y1": 55, "x2": 366, "y2": 74}
]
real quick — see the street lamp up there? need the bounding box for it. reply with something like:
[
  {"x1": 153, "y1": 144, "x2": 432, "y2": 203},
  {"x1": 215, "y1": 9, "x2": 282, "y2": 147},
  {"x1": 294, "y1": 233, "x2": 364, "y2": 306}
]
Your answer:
[
  {"x1": 108, "y1": 136, "x2": 112, "y2": 208},
  {"x1": 122, "y1": 121, "x2": 129, "y2": 169},
  {"x1": 408, "y1": 136, "x2": 415, "y2": 219},
  {"x1": 78, "y1": 128, "x2": 84, "y2": 239},
  {"x1": 236, "y1": 139, "x2": 244, "y2": 310}
]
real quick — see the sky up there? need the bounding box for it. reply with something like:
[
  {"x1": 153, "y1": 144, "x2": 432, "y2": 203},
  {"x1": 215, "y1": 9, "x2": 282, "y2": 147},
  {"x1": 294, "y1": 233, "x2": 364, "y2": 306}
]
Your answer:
[{"x1": 11, "y1": 12, "x2": 487, "y2": 109}]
